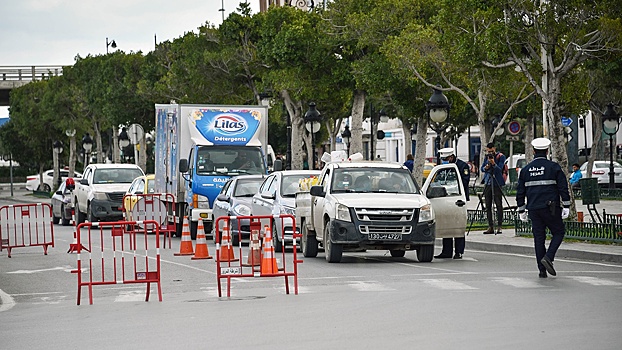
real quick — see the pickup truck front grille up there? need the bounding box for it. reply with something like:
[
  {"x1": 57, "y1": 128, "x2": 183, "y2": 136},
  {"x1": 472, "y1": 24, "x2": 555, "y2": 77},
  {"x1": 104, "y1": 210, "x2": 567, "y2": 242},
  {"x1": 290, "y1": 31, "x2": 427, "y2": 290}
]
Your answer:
[
  {"x1": 354, "y1": 208, "x2": 415, "y2": 222},
  {"x1": 359, "y1": 225, "x2": 413, "y2": 235},
  {"x1": 108, "y1": 192, "x2": 125, "y2": 202}
]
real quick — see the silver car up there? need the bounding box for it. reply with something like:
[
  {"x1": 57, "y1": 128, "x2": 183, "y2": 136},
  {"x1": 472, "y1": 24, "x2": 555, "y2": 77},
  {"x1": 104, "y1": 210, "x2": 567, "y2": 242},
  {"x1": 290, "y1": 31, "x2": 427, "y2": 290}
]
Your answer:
[
  {"x1": 51, "y1": 180, "x2": 75, "y2": 226},
  {"x1": 212, "y1": 175, "x2": 265, "y2": 245},
  {"x1": 251, "y1": 170, "x2": 320, "y2": 252},
  {"x1": 579, "y1": 161, "x2": 622, "y2": 187}
]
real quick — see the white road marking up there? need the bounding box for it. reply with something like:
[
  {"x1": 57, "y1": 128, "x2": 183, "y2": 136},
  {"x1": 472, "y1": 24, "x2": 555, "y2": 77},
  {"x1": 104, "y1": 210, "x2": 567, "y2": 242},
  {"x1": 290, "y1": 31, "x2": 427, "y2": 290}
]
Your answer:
[
  {"x1": 114, "y1": 290, "x2": 147, "y2": 302},
  {"x1": 347, "y1": 281, "x2": 394, "y2": 292},
  {"x1": 568, "y1": 276, "x2": 622, "y2": 286},
  {"x1": 6, "y1": 265, "x2": 75, "y2": 274},
  {"x1": 0, "y1": 289, "x2": 16, "y2": 312},
  {"x1": 420, "y1": 278, "x2": 477, "y2": 290},
  {"x1": 490, "y1": 277, "x2": 546, "y2": 288}
]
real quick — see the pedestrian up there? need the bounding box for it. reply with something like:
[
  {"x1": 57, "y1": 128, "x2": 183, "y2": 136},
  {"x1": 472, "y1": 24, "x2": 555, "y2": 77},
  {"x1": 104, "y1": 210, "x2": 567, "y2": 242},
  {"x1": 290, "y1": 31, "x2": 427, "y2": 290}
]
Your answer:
[
  {"x1": 404, "y1": 154, "x2": 414, "y2": 172},
  {"x1": 569, "y1": 163, "x2": 582, "y2": 189},
  {"x1": 434, "y1": 148, "x2": 470, "y2": 259},
  {"x1": 480, "y1": 142, "x2": 506, "y2": 234},
  {"x1": 516, "y1": 138, "x2": 571, "y2": 278}
]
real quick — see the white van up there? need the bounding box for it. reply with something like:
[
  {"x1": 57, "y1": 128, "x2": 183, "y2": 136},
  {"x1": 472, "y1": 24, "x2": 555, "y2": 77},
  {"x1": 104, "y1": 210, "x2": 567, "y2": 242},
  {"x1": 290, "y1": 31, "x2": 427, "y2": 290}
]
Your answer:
[{"x1": 505, "y1": 154, "x2": 526, "y2": 177}]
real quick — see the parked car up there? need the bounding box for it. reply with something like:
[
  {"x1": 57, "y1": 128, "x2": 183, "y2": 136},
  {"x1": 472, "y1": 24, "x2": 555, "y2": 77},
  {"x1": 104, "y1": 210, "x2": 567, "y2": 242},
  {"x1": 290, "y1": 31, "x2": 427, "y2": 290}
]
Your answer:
[
  {"x1": 122, "y1": 174, "x2": 156, "y2": 219},
  {"x1": 212, "y1": 175, "x2": 265, "y2": 244},
  {"x1": 51, "y1": 179, "x2": 76, "y2": 226},
  {"x1": 422, "y1": 162, "x2": 435, "y2": 180},
  {"x1": 251, "y1": 170, "x2": 321, "y2": 252},
  {"x1": 579, "y1": 161, "x2": 622, "y2": 187},
  {"x1": 26, "y1": 169, "x2": 82, "y2": 192}
]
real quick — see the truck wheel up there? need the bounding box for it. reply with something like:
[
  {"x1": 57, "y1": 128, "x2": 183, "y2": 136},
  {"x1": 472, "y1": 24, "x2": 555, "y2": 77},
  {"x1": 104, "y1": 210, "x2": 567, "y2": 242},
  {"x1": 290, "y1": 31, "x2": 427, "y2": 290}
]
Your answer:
[
  {"x1": 324, "y1": 223, "x2": 342, "y2": 263},
  {"x1": 390, "y1": 249, "x2": 405, "y2": 258},
  {"x1": 272, "y1": 223, "x2": 283, "y2": 253},
  {"x1": 301, "y1": 223, "x2": 318, "y2": 258},
  {"x1": 60, "y1": 205, "x2": 70, "y2": 226},
  {"x1": 417, "y1": 245, "x2": 434, "y2": 262},
  {"x1": 76, "y1": 204, "x2": 86, "y2": 225},
  {"x1": 86, "y1": 203, "x2": 96, "y2": 223},
  {"x1": 190, "y1": 220, "x2": 198, "y2": 240}
]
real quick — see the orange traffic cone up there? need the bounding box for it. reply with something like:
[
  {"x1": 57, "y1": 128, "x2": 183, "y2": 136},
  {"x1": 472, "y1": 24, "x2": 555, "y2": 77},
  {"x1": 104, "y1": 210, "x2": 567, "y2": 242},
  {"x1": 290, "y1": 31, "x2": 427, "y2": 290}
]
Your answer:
[
  {"x1": 243, "y1": 228, "x2": 262, "y2": 266},
  {"x1": 192, "y1": 219, "x2": 213, "y2": 260},
  {"x1": 261, "y1": 225, "x2": 279, "y2": 275},
  {"x1": 174, "y1": 216, "x2": 194, "y2": 256},
  {"x1": 218, "y1": 220, "x2": 238, "y2": 262}
]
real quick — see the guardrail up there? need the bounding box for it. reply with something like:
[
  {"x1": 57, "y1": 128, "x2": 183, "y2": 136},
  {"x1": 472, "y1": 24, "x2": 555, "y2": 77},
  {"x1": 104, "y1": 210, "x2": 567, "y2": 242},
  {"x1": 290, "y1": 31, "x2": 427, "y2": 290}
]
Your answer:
[{"x1": 0, "y1": 65, "x2": 65, "y2": 81}]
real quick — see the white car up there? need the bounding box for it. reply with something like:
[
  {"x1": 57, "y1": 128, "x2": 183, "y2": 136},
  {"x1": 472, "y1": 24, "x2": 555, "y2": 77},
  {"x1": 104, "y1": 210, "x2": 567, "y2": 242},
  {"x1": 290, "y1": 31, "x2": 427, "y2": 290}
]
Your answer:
[
  {"x1": 579, "y1": 161, "x2": 622, "y2": 187},
  {"x1": 26, "y1": 169, "x2": 82, "y2": 192},
  {"x1": 51, "y1": 180, "x2": 76, "y2": 226}
]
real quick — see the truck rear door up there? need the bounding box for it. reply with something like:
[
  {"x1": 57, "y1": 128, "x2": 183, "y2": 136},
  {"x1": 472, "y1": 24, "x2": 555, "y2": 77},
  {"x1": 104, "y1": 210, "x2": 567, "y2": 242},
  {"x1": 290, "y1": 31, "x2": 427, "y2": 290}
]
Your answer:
[{"x1": 421, "y1": 164, "x2": 467, "y2": 237}]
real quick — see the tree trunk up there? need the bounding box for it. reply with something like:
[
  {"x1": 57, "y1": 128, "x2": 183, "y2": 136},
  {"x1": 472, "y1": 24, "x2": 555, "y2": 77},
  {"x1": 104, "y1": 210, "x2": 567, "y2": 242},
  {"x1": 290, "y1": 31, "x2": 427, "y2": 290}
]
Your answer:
[
  {"x1": 412, "y1": 118, "x2": 428, "y2": 185},
  {"x1": 349, "y1": 90, "x2": 366, "y2": 156}
]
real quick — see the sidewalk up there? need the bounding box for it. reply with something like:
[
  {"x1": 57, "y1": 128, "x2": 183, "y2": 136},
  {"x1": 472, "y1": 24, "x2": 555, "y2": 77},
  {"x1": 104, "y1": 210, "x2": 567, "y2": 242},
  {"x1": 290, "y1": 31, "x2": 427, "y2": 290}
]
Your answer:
[{"x1": 2, "y1": 185, "x2": 621, "y2": 264}]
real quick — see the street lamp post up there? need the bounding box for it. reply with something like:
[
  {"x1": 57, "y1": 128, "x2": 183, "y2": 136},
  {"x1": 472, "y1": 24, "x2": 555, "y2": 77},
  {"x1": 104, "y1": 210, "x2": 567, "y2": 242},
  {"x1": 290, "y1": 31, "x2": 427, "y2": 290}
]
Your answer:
[
  {"x1": 425, "y1": 88, "x2": 451, "y2": 165},
  {"x1": 106, "y1": 37, "x2": 117, "y2": 54},
  {"x1": 304, "y1": 102, "x2": 322, "y2": 170},
  {"x1": 82, "y1": 133, "x2": 93, "y2": 168},
  {"x1": 283, "y1": 103, "x2": 292, "y2": 170},
  {"x1": 53, "y1": 140, "x2": 64, "y2": 190},
  {"x1": 602, "y1": 103, "x2": 620, "y2": 189},
  {"x1": 410, "y1": 123, "x2": 418, "y2": 156},
  {"x1": 341, "y1": 124, "x2": 351, "y2": 157}
]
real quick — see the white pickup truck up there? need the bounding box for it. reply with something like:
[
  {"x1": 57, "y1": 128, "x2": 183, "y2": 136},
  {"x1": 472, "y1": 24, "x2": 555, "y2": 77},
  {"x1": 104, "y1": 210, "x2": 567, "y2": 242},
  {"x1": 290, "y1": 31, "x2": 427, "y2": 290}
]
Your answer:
[
  {"x1": 296, "y1": 161, "x2": 467, "y2": 263},
  {"x1": 73, "y1": 164, "x2": 145, "y2": 223}
]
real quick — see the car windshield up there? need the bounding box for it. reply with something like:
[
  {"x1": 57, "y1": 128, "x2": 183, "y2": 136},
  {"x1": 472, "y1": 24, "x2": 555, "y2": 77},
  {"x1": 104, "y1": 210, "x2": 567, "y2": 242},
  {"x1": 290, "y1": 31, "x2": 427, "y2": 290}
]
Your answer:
[
  {"x1": 281, "y1": 174, "x2": 316, "y2": 197},
  {"x1": 233, "y1": 178, "x2": 262, "y2": 197},
  {"x1": 196, "y1": 146, "x2": 267, "y2": 175},
  {"x1": 331, "y1": 168, "x2": 420, "y2": 194},
  {"x1": 93, "y1": 168, "x2": 144, "y2": 184}
]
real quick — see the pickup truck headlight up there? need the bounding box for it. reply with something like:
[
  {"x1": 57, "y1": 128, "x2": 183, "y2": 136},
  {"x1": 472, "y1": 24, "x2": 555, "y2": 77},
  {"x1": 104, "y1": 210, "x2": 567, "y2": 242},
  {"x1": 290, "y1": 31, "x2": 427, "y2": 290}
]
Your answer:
[
  {"x1": 336, "y1": 203, "x2": 352, "y2": 222},
  {"x1": 92, "y1": 192, "x2": 108, "y2": 200},
  {"x1": 419, "y1": 204, "x2": 434, "y2": 222},
  {"x1": 233, "y1": 203, "x2": 251, "y2": 216},
  {"x1": 196, "y1": 195, "x2": 210, "y2": 209}
]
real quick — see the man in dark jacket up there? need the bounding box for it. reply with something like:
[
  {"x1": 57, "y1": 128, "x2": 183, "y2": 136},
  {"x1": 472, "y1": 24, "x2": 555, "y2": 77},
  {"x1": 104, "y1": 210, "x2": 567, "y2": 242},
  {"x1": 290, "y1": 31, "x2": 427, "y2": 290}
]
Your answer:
[
  {"x1": 516, "y1": 138, "x2": 571, "y2": 278},
  {"x1": 434, "y1": 147, "x2": 470, "y2": 259}
]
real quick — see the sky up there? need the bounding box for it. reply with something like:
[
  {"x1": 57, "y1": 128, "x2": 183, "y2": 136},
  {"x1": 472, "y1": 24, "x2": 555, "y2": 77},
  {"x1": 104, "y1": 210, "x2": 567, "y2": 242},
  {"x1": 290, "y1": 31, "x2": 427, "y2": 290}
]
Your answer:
[{"x1": 0, "y1": 0, "x2": 260, "y2": 118}]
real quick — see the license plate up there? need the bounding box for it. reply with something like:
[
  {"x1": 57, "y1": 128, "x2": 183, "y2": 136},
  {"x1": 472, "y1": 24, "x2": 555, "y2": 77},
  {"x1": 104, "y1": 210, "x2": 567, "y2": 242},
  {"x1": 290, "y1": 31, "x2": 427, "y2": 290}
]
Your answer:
[{"x1": 368, "y1": 233, "x2": 402, "y2": 240}]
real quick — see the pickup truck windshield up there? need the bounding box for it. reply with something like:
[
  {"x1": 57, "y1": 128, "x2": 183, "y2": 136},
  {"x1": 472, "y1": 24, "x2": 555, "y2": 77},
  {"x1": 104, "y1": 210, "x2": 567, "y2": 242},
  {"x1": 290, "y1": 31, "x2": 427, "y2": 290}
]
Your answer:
[
  {"x1": 331, "y1": 168, "x2": 420, "y2": 194},
  {"x1": 93, "y1": 168, "x2": 144, "y2": 184},
  {"x1": 196, "y1": 146, "x2": 266, "y2": 176}
]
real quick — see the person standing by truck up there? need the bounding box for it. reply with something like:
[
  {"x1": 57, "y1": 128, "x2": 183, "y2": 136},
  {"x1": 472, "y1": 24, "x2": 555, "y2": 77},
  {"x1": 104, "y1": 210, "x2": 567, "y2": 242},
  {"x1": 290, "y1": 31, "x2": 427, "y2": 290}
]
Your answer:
[{"x1": 434, "y1": 148, "x2": 470, "y2": 259}]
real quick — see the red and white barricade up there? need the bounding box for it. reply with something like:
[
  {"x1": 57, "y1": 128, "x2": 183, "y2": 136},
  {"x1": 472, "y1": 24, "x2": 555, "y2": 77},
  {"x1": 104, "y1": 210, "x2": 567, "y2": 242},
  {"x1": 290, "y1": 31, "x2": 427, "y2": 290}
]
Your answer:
[
  {"x1": 123, "y1": 193, "x2": 176, "y2": 248},
  {"x1": 74, "y1": 220, "x2": 162, "y2": 305},
  {"x1": 214, "y1": 214, "x2": 302, "y2": 298},
  {"x1": 0, "y1": 203, "x2": 54, "y2": 258}
]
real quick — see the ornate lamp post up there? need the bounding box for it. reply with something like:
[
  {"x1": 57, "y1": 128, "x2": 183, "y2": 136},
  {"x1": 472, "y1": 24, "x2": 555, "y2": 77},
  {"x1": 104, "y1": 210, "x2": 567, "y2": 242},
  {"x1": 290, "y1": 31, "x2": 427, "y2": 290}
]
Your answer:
[
  {"x1": 304, "y1": 102, "x2": 322, "y2": 170},
  {"x1": 81, "y1": 133, "x2": 93, "y2": 167},
  {"x1": 341, "y1": 124, "x2": 351, "y2": 156},
  {"x1": 425, "y1": 88, "x2": 451, "y2": 165},
  {"x1": 106, "y1": 37, "x2": 117, "y2": 54},
  {"x1": 602, "y1": 103, "x2": 620, "y2": 189}
]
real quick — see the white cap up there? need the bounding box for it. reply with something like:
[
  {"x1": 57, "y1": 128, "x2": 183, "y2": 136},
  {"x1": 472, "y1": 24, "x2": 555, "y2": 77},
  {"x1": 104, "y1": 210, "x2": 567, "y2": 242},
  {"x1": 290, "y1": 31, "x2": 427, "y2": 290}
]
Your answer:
[
  {"x1": 532, "y1": 138, "x2": 551, "y2": 150},
  {"x1": 439, "y1": 147, "x2": 455, "y2": 158}
]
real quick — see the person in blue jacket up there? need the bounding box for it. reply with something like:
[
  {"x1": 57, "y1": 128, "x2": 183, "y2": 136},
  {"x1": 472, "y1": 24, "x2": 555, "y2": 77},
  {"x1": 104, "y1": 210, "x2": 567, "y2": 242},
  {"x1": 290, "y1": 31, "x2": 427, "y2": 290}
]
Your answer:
[
  {"x1": 403, "y1": 154, "x2": 414, "y2": 172},
  {"x1": 568, "y1": 163, "x2": 582, "y2": 189},
  {"x1": 516, "y1": 138, "x2": 571, "y2": 278},
  {"x1": 480, "y1": 142, "x2": 506, "y2": 234}
]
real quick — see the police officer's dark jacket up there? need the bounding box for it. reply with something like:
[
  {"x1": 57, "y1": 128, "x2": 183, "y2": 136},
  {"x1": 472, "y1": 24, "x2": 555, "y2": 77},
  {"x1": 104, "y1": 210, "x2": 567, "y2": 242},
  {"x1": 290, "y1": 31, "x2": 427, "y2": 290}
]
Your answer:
[
  {"x1": 455, "y1": 158, "x2": 471, "y2": 201},
  {"x1": 516, "y1": 157, "x2": 571, "y2": 211}
]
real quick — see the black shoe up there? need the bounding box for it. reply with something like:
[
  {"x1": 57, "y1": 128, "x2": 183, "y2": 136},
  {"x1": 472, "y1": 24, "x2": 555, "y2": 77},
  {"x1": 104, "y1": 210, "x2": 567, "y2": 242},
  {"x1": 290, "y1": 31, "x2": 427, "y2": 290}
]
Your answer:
[
  {"x1": 496, "y1": 228, "x2": 502, "y2": 234},
  {"x1": 541, "y1": 255, "x2": 556, "y2": 276},
  {"x1": 483, "y1": 227, "x2": 495, "y2": 234},
  {"x1": 434, "y1": 253, "x2": 452, "y2": 259},
  {"x1": 539, "y1": 270, "x2": 547, "y2": 278},
  {"x1": 453, "y1": 253, "x2": 463, "y2": 259}
]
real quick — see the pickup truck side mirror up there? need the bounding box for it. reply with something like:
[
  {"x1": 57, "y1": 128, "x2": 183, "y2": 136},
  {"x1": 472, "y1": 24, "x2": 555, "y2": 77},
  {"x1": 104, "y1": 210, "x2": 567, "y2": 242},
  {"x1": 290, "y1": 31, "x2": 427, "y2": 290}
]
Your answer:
[
  {"x1": 426, "y1": 186, "x2": 448, "y2": 199},
  {"x1": 179, "y1": 159, "x2": 189, "y2": 173},
  {"x1": 217, "y1": 193, "x2": 230, "y2": 202},
  {"x1": 80, "y1": 178, "x2": 89, "y2": 186},
  {"x1": 310, "y1": 185, "x2": 325, "y2": 197},
  {"x1": 261, "y1": 191, "x2": 276, "y2": 200}
]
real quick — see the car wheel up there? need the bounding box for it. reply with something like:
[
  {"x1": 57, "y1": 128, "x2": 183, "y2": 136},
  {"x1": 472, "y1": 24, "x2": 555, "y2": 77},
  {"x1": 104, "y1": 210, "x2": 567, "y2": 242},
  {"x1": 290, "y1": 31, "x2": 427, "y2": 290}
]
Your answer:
[
  {"x1": 86, "y1": 203, "x2": 97, "y2": 223},
  {"x1": 323, "y1": 222, "x2": 342, "y2": 263},
  {"x1": 389, "y1": 249, "x2": 405, "y2": 258},
  {"x1": 272, "y1": 223, "x2": 283, "y2": 253},
  {"x1": 60, "y1": 205, "x2": 70, "y2": 226},
  {"x1": 417, "y1": 245, "x2": 434, "y2": 263},
  {"x1": 301, "y1": 222, "x2": 318, "y2": 258},
  {"x1": 52, "y1": 209, "x2": 60, "y2": 225},
  {"x1": 76, "y1": 200, "x2": 86, "y2": 224},
  {"x1": 42, "y1": 183, "x2": 51, "y2": 193}
]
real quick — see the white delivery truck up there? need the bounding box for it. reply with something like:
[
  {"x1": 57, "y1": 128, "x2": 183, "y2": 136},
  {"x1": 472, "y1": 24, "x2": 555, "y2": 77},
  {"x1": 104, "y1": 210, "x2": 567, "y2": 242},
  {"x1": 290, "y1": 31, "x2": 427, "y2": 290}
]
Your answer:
[{"x1": 154, "y1": 104, "x2": 270, "y2": 239}]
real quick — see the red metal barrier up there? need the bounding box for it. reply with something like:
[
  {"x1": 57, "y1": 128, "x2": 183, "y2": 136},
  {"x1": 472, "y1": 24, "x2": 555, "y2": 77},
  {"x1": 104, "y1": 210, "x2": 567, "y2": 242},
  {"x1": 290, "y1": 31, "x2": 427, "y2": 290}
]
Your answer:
[
  {"x1": 0, "y1": 203, "x2": 54, "y2": 258},
  {"x1": 214, "y1": 214, "x2": 302, "y2": 297},
  {"x1": 75, "y1": 220, "x2": 162, "y2": 305},
  {"x1": 123, "y1": 193, "x2": 176, "y2": 248}
]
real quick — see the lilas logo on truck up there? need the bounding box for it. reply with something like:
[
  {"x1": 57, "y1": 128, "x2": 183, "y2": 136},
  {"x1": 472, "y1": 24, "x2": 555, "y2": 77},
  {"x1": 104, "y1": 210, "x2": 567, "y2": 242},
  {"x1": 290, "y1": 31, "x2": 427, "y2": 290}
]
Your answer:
[{"x1": 196, "y1": 109, "x2": 260, "y2": 145}]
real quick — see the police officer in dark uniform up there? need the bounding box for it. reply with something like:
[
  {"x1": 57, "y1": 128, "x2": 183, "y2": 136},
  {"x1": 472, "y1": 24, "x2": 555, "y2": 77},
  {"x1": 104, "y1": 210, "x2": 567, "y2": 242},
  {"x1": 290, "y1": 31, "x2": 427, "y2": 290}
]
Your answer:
[
  {"x1": 516, "y1": 138, "x2": 571, "y2": 278},
  {"x1": 434, "y1": 148, "x2": 470, "y2": 259}
]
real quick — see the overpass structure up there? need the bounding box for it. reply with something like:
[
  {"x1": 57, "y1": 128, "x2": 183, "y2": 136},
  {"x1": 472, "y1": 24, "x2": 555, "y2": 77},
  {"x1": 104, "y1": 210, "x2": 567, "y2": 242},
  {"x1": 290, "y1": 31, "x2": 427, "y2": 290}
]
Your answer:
[{"x1": 0, "y1": 66, "x2": 65, "y2": 106}]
